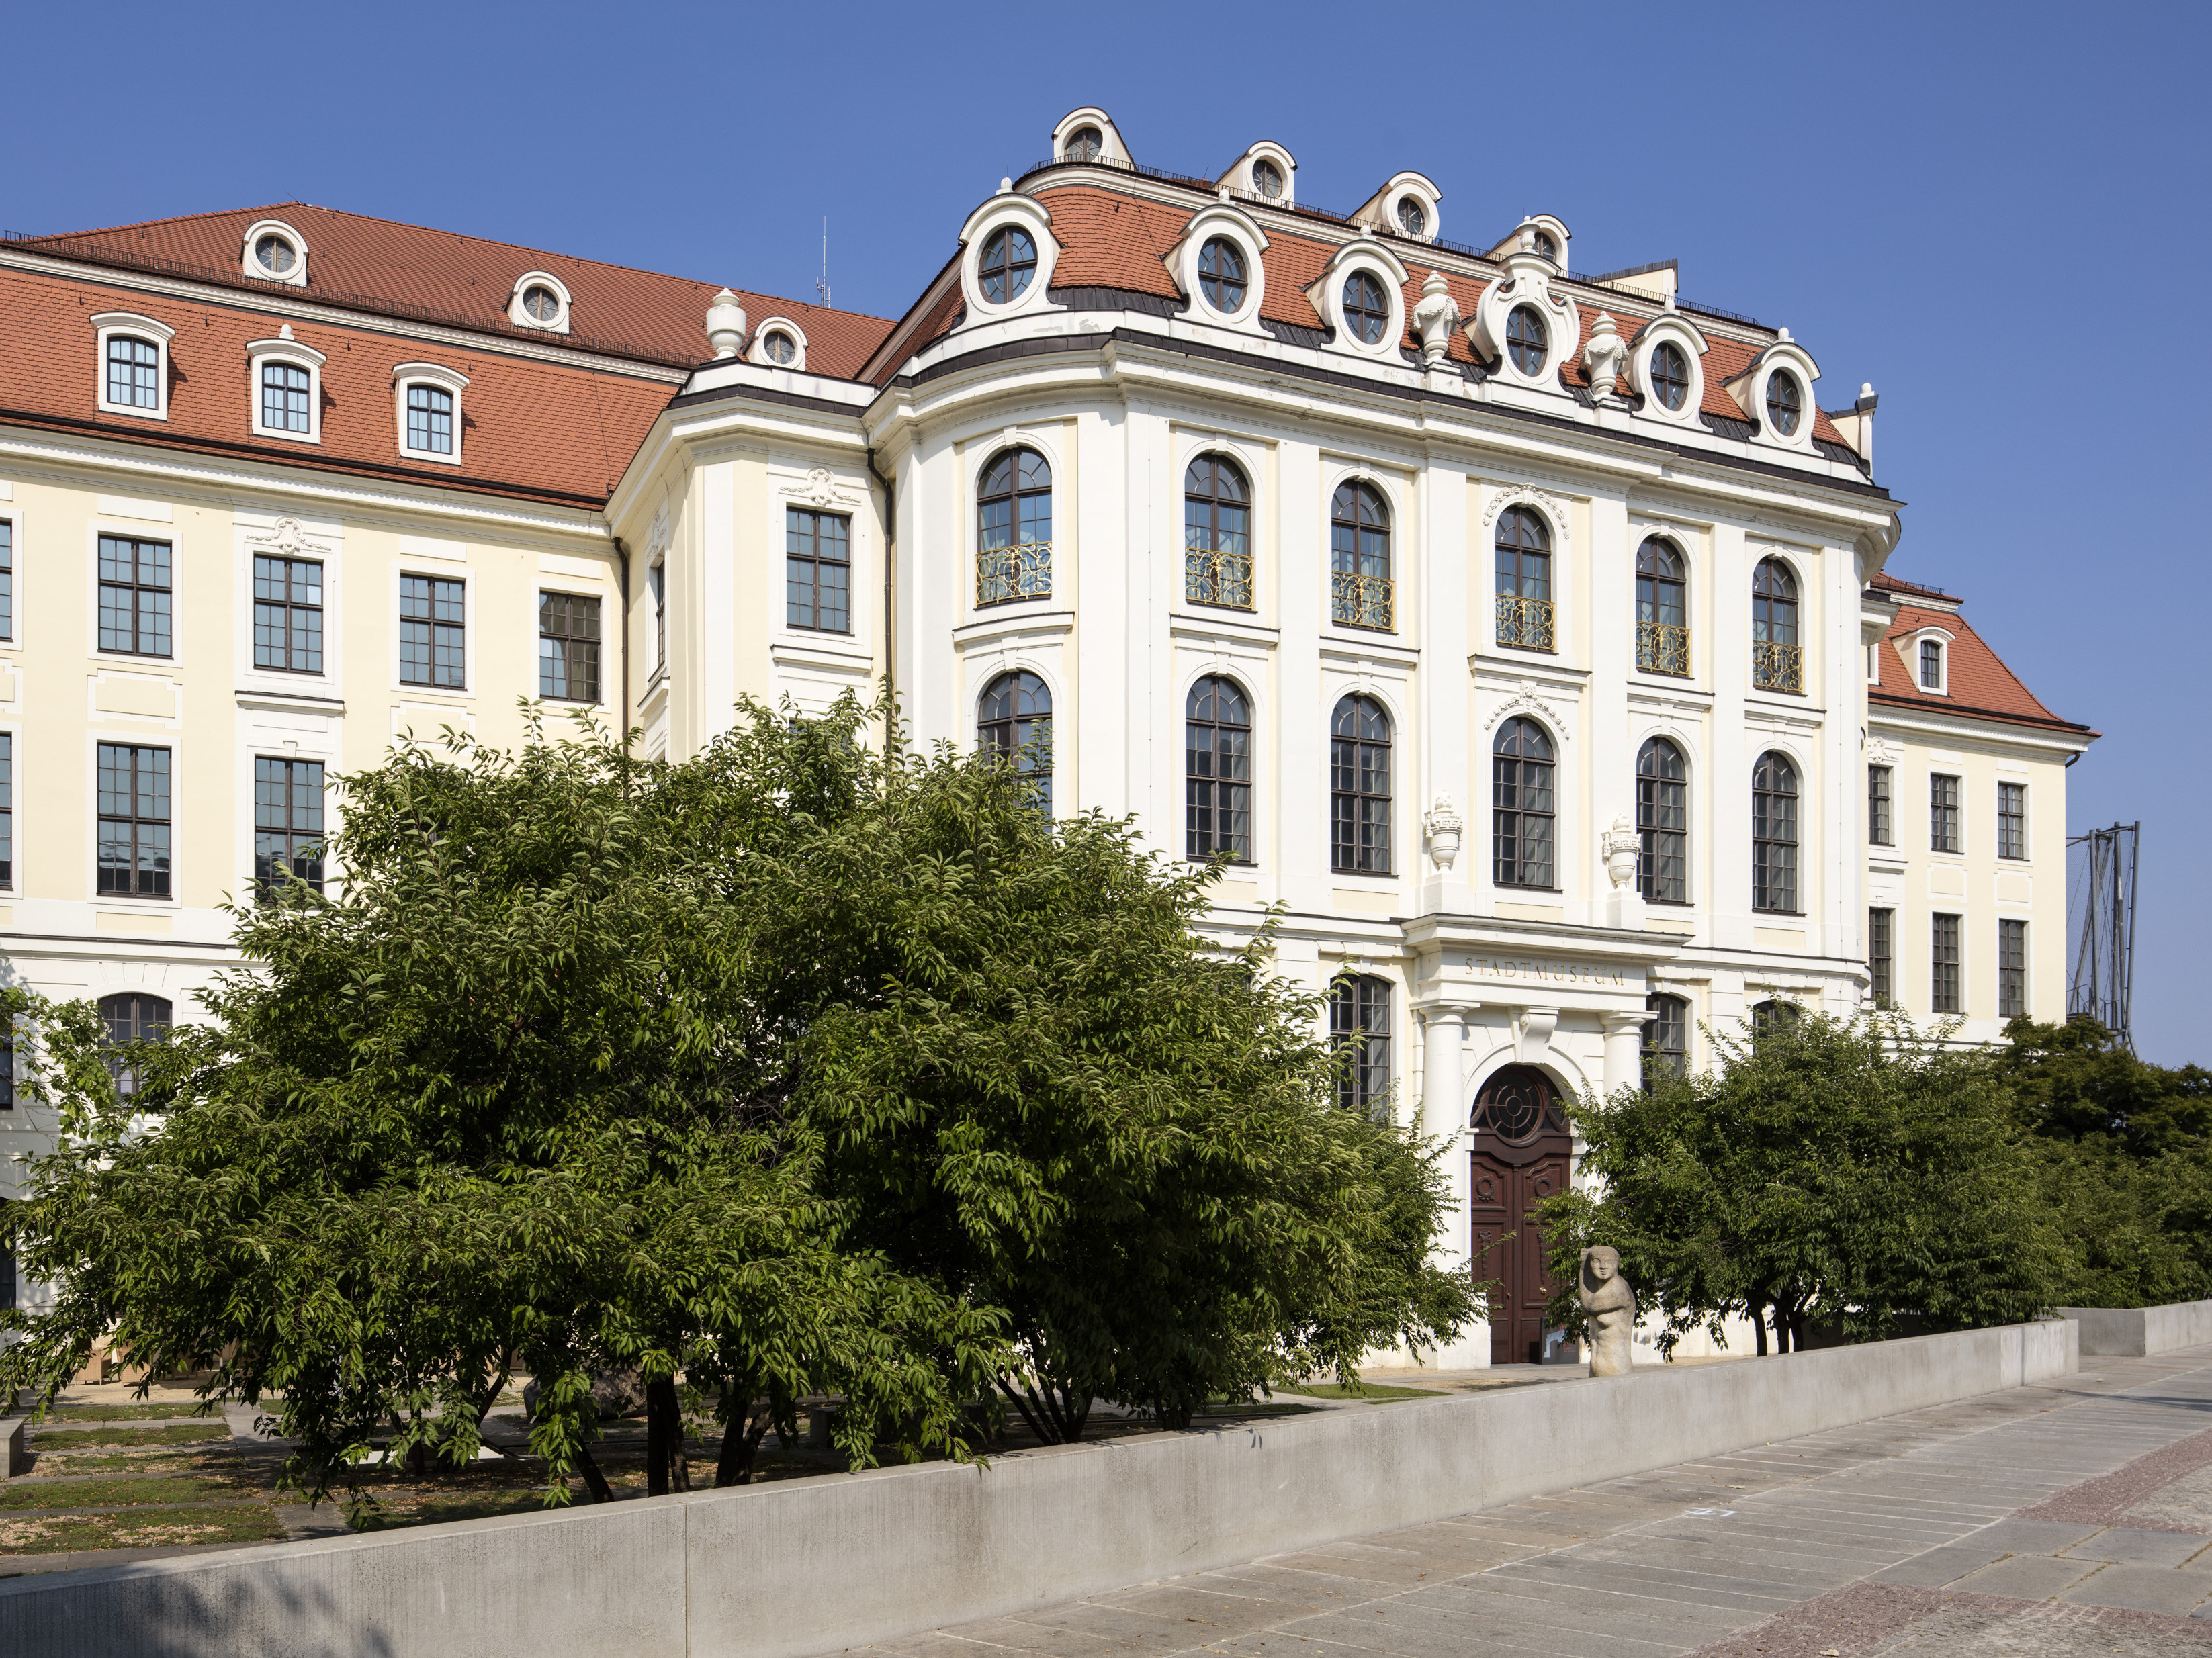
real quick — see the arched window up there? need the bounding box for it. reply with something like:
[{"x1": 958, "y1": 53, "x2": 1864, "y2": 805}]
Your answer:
[
  {"x1": 1751, "y1": 557, "x2": 1800, "y2": 692},
  {"x1": 99, "y1": 992, "x2": 171, "y2": 1102},
  {"x1": 1197, "y1": 238, "x2": 1247, "y2": 312},
  {"x1": 1396, "y1": 199, "x2": 1426, "y2": 238},
  {"x1": 1251, "y1": 158, "x2": 1284, "y2": 199},
  {"x1": 1495, "y1": 506, "x2": 1553, "y2": 651},
  {"x1": 261, "y1": 361, "x2": 312, "y2": 435},
  {"x1": 1330, "y1": 694, "x2": 1391, "y2": 874},
  {"x1": 1186, "y1": 676, "x2": 1252, "y2": 863},
  {"x1": 1650, "y1": 342, "x2": 1690, "y2": 411},
  {"x1": 1329, "y1": 481, "x2": 1392, "y2": 630},
  {"x1": 977, "y1": 447, "x2": 1051, "y2": 606},
  {"x1": 1341, "y1": 271, "x2": 1390, "y2": 345},
  {"x1": 1753, "y1": 751, "x2": 1800, "y2": 914},
  {"x1": 979, "y1": 670, "x2": 1053, "y2": 816},
  {"x1": 979, "y1": 227, "x2": 1036, "y2": 304},
  {"x1": 1506, "y1": 305, "x2": 1548, "y2": 374},
  {"x1": 1184, "y1": 455, "x2": 1252, "y2": 609},
  {"x1": 1642, "y1": 993, "x2": 1688, "y2": 1080},
  {"x1": 1751, "y1": 998, "x2": 1802, "y2": 1035},
  {"x1": 1634, "y1": 537, "x2": 1687, "y2": 676},
  {"x1": 1492, "y1": 717, "x2": 1555, "y2": 889},
  {"x1": 106, "y1": 336, "x2": 161, "y2": 410},
  {"x1": 1065, "y1": 126, "x2": 1103, "y2": 163},
  {"x1": 1765, "y1": 371, "x2": 1802, "y2": 436},
  {"x1": 1331, "y1": 974, "x2": 1391, "y2": 1117},
  {"x1": 1636, "y1": 738, "x2": 1687, "y2": 905}
]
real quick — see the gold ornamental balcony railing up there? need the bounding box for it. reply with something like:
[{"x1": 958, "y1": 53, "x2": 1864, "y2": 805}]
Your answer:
[
  {"x1": 1636, "y1": 620, "x2": 1690, "y2": 676},
  {"x1": 1496, "y1": 592, "x2": 1555, "y2": 651},
  {"x1": 1753, "y1": 639, "x2": 1804, "y2": 693},
  {"x1": 1331, "y1": 570, "x2": 1395, "y2": 631},
  {"x1": 977, "y1": 540, "x2": 1052, "y2": 607},
  {"x1": 1185, "y1": 541, "x2": 1255, "y2": 610}
]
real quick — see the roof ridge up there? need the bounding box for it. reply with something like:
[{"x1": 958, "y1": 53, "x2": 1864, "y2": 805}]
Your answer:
[{"x1": 23, "y1": 201, "x2": 309, "y2": 241}]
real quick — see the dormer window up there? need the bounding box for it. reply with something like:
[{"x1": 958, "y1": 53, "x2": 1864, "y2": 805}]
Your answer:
[
  {"x1": 522, "y1": 285, "x2": 560, "y2": 324},
  {"x1": 1913, "y1": 634, "x2": 1953, "y2": 694},
  {"x1": 249, "y1": 330, "x2": 326, "y2": 443},
  {"x1": 1066, "y1": 126, "x2": 1102, "y2": 163},
  {"x1": 762, "y1": 330, "x2": 796, "y2": 365},
  {"x1": 255, "y1": 234, "x2": 296, "y2": 277},
  {"x1": 242, "y1": 219, "x2": 310, "y2": 287},
  {"x1": 1397, "y1": 199, "x2": 1426, "y2": 237},
  {"x1": 394, "y1": 362, "x2": 469, "y2": 465},
  {"x1": 92, "y1": 312, "x2": 175, "y2": 420},
  {"x1": 1251, "y1": 158, "x2": 1284, "y2": 198},
  {"x1": 980, "y1": 227, "x2": 1036, "y2": 304},
  {"x1": 1651, "y1": 342, "x2": 1689, "y2": 410},
  {"x1": 1198, "y1": 238, "x2": 1246, "y2": 312},
  {"x1": 507, "y1": 271, "x2": 573, "y2": 333},
  {"x1": 1507, "y1": 306, "x2": 1548, "y2": 374},
  {"x1": 1765, "y1": 370, "x2": 1802, "y2": 436},
  {"x1": 1532, "y1": 229, "x2": 1558, "y2": 259},
  {"x1": 1342, "y1": 271, "x2": 1390, "y2": 344}
]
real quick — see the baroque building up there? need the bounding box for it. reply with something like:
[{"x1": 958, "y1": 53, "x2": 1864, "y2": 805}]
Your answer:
[{"x1": 0, "y1": 108, "x2": 2091, "y2": 1363}]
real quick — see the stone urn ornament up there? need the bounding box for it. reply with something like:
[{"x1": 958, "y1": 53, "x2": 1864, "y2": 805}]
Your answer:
[
  {"x1": 1411, "y1": 270, "x2": 1462, "y2": 369},
  {"x1": 1579, "y1": 1246, "x2": 1637, "y2": 1377},
  {"x1": 1424, "y1": 794, "x2": 1464, "y2": 871},
  {"x1": 1602, "y1": 813, "x2": 1641, "y2": 890},
  {"x1": 1582, "y1": 312, "x2": 1626, "y2": 401}
]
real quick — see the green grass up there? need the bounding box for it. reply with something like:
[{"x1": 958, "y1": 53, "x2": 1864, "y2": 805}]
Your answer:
[
  {"x1": 37, "y1": 1403, "x2": 222, "y2": 1424},
  {"x1": 25, "y1": 1448, "x2": 232, "y2": 1476},
  {"x1": 30, "y1": 1424, "x2": 231, "y2": 1448},
  {"x1": 1275, "y1": 1381, "x2": 1444, "y2": 1401},
  {"x1": 0, "y1": 1504, "x2": 284, "y2": 1555},
  {"x1": 0, "y1": 1475, "x2": 251, "y2": 1511}
]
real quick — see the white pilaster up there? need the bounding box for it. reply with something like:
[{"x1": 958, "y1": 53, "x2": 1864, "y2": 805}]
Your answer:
[{"x1": 1600, "y1": 1009, "x2": 1651, "y2": 1094}]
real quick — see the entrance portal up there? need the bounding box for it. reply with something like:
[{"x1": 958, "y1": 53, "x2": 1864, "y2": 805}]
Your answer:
[{"x1": 1469, "y1": 1064, "x2": 1572, "y2": 1366}]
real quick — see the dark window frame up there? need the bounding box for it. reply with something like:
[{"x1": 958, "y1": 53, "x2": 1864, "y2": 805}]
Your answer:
[
  {"x1": 979, "y1": 669, "x2": 1053, "y2": 817},
  {"x1": 1183, "y1": 454, "x2": 1252, "y2": 610},
  {"x1": 0, "y1": 730, "x2": 11, "y2": 890},
  {"x1": 1636, "y1": 737, "x2": 1688, "y2": 904},
  {"x1": 0, "y1": 516, "x2": 13, "y2": 641},
  {"x1": 1329, "y1": 480, "x2": 1392, "y2": 630},
  {"x1": 1920, "y1": 639, "x2": 1944, "y2": 690},
  {"x1": 1765, "y1": 369, "x2": 1802, "y2": 436},
  {"x1": 1634, "y1": 536, "x2": 1687, "y2": 675},
  {"x1": 979, "y1": 227, "x2": 1038, "y2": 305},
  {"x1": 1186, "y1": 674, "x2": 1253, "y2": 864},
  {"x1": 1341, "y1": 271, "x2": 1390, "y2": 345},
  {"x1": 1869, "y1": 907, "x2": 1894, "y2": 1005},
  {"x1": 1492, "y1": 717, "x2": 1556, "y2": 890},
  {"x1": 1505, "y1": 304, "x2": 1548, "y2": 374},
  {"x1": 404, "y1": 383, "x2": 455, "y2": 455},
  {"x1": 399, "y1": 573, "x2": 466, "y2": 688},
  {"x1": 1650, "y1": 341, "x2": 1690, "y2": 410},
  {"x1": 1930, "y1": 772, "x2": 1961, "y2": 854},
  {"x1": 1642, "y1": 993, "x2": 1688, "y2": 1080},
  {"x1": 1752, "y1": 750, "x2": 1800, "y2": 914},
  {"x1": 1998, "y1": 919, "x2": 2027, "y2": 1019},
  {"x1": 259, "y1": 359, "x2": 312, "y2": 435},
  {"x1": 539, "y1": 591, "x2": 602, "y2": 702},
  {"x1": 97, "y1": 534, "x2": 173, "y2": 658},
  {"x1": 1065, "y1": 126, "x2": 1103, "y2": 163},
  {"x1": 1197, "y1": 236, "x2": 1247, "y2": 312},
  {"x1": 1250, "y1": 158, "x2": 1284, "y2": 199},
  {"x1": 254, "y1": 755, "x2": 326, "y2": 900},
  {"x1": 99, "y1": 991, "x2": 171, "y2": 1103},
  {"x1": 1868, "y1": 764, "x2": 1893, "y2": 847},
  {"x1": 1396, "y1": 198, "x2": 1426, "y2": 238},
  {"x1": 785, "y1": 508, "x2": 852, "y2": 634},
  {"x1": 1931, "y1": 913, "x2": 1961, "y2": 1014},
  {"x1": 1331, "y1": 973, "x2": 1392, "y2": 1117},
  {"x1": 96, "y1": 742, "x2": 171, "y2": 899},
  {"x1": 105, "y1": 334, "x2": 161, "y2": 410},
  {"x1": 1998, "y1": 781, "x2": 2027, "y2": 861},
  {"x1": 1330, "y1": 694, "x2": 1392, "y2": 875},
  {"x1": 253, "y1": 554, "x2": 324, "y2": 674},
  {"x1": 977, "y1": 446, "x2": 1053, "y2": 605}
]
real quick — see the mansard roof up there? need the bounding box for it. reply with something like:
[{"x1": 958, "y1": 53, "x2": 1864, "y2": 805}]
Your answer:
[{"x1": 1871, "y1": 589, "x2": 2090, "y2": 737}]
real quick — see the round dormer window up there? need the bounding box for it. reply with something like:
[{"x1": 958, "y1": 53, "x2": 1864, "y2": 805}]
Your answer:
[
  {"x1": 1532, "y1": 229, "x2": 1558, "y2": 259},
  {"x1": 1765, "y1": 370, "x2": 1802, "y2": 436},
  {"x1": 1067, "y1": 126, "x2": 1102, "y2": 163},
  {"x1": 979, "y1": 227, "x2": 1036, "y2": 304},
  {"x1": 1397, "y1": 199, "x2": 1426, "y2": 238},
  {"x1": 1198, "y1": 237, "x2": 1247, "y2": 312},
  {"x1": 522, "y1": 284, "x2": 562, "y2": 324},
  {"x1": 1251, "y1": 158, "x2": 1284, "y2": 199},
  {"x1": 1342, "y1": 271, "x2": 1390, "y2": 345},
  {"x1": 762, "y1": 330, "x2": 797, "y2": 365},
  {"x1": 1506, "y1": 305, "x2": 1548, "y2": 374},
  {"x1": 254, "y1": 233, "x2": 296, "y2": 276},
  {"x1": 1651, "y1": 342, "x2": 1690, "y2": 411}
]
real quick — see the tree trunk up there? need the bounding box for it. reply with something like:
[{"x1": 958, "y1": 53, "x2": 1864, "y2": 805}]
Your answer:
[
  {"x1": 576, "y1": 1443, "x2": 613, "y2": 1504},
  {"x1": 1751, "y1": 1302, "x2": 1770, "y2": 1357},
  {"x1": 713, "y1": 1389, "x2": 775, "y2": 1487},
  {"x1": 645, "y1": 1379, "x2": 690, "y2": 1495}
]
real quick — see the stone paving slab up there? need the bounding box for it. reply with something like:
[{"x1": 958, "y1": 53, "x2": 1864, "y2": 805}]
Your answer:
[{"x1": 820, "y1": 1344, "x2": 2212, "y2": 1658}]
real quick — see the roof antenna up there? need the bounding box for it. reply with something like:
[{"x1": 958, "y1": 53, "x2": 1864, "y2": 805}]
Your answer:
[{"x1": 816, "y1": 218, "x2": 830, "y2": 309}]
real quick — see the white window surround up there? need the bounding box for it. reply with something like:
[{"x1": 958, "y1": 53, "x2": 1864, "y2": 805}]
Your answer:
[
  {"x1": 507, "y1": 271, "x2": 574, "y2": 334},
  {"x1": 1904, "y1": 626, "x2": 1955, "y2": 694},
  {"x1": 1469, "y1": 238, "x2": 1580, "y2": 389},
  {"x1": 1165, "y1": 204, "x2": 1270, "y2": 335},
  {"x1": 1487, "y1": 214, "x2": 1572, "y2": 265},
  {"x1": 392, "y1": 362, "x2": 470, "y2": 466},
  {"x1": 235, "y1": 513, "x2": 341, "y2": 688},
  {"x1": 1627, "y1": 312, "x2": 1709, "y2": 428},
  {"x1": 1726, "y1": 334, "x2": 1822, "y2": 454},
  {"x1": 1360, "y1": 171, "x2": 1442, "y2": 246},
  {"x1": 83, "y1": 728, "x2": 185, "y2": 909},
  {"x1": 391, "y1": 563, "x2": 474, "y2": 700},
  {"x1": 1306, "y1": 238, "x2": 1411, "y2": 363},
  {"x1": 247, "y1": 330, "x2": 328, "y2": 445},
  {"x1": 749, "y1": 316, "x2": 809, "y2": 371},
  {"x1": 1481, "y1": 482, "x2": 1575, "y2": 659},
  {"x1": 957, "y1": 190, "x2": 1061, "y2": 322},
  {"x1": 91, "y1": 312, "x2": 175, "y2": 420},
  {"x1": 0, "y1": 508, "x2": 18, "y2": 645},
  {"x1": 1221, "y1": 140, "x2": 1297, "y2": 205},
  {"x1": 240, "y1": 218, "x2": 310, "y2": 287},
  {"x1": 1051, "y1": 106, "x2": 1133, "y2": 167},
  {"x1": 1174, "y1": 655, "x2": 1269, "y2": 870},
  {"x1": 1319, "y1": 670, "x2": 1409, "y2": 881}
]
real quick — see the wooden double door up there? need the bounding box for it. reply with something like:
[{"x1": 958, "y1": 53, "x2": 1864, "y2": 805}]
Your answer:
[{"x1": 1468, "y1": 1065, "x2": 1573, "y2": 1367}]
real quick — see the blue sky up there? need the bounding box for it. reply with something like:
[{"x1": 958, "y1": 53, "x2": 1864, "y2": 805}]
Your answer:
[{"x1": 6, "y1": 2, "x2": 2204, "y2": 1063}]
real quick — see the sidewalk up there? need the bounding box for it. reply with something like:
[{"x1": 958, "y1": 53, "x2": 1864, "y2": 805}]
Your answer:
[{"x1": 838, "y1": 1345, "x2": 2212, "y2": 1658}]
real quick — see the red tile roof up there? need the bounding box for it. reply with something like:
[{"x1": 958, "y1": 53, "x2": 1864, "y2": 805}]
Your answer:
[
  {"x1": 1869, "y1": 570, "x2": 1961, "y2": 603},
  {"x1": 1872, "y1": 599, "x2": 2090, "y2": 735},
  {"x1": 17, "y1": 203, "x2": 896, "y2": 380}
]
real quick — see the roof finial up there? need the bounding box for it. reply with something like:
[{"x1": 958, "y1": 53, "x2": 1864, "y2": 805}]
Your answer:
[{"x1": 705, "y1": 289, "x2": 748, "y2": 361}]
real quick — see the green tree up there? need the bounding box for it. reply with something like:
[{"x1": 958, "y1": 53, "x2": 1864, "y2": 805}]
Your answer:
[{"x1": 1538, "y1": 1009, "x2": 2062, "y2": 1354}]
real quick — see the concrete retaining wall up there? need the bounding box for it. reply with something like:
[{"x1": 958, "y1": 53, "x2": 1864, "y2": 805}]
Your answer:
[
  {"x1": 0, "y1": 1319, "x2": 2078, "y2": 1658},
  {"x1": 2061, "y1": 1299, "x2": 2212, "y2": 1357}
]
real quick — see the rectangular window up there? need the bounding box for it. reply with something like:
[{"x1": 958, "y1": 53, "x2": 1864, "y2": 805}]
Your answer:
[
  {"x1": 96, "y1": 742, "x2": 171, "y2": 898},
  {"x1": 254, "y1": 757, "x2": 325, "y2": 899},
  {"x1": 1930, "y1": 772, "x2": 1960, "y2": 854},
  {"x1": 405, "y1": 385, "x2": 454, "y2": 455},
  {"x1": 97, "y1": 535, "x2": 173, "y2": 657},
  {"x1": 0, "y1": 518, "x2": 12, "y2": 639},
  {"x1": 1867, "y1": 764, "x2": 1892, "y2": 847},
  {"x1": 538, "y1": 592, "x2": 601, "y2": 702},
  {"x1": 1920, "y1": 639, "x2": 1943, "y2": 689},
  {"x1": 1998, "y1": 782, "x2": 2027, "y2": 860},
  {"x1": 253, "y1": 555, "x2": 323, "y2": 673},
  {"x1": 106, "y1": 336, "x2": 159, "y2": 409},
  {"x1": 1868, "y1": 907, "x2": 1893, "y2": 1006},
  {"x1": 649, "y1": 561, "x2": 666, "y2": 670},
  {"x1": 399, "y1": 575, "x2": 465, "y2": 687},
  {"x1": 260, "y1": 362, "x2": 312, "y2": 434},
  {"x1": 1931, "y1": 913, "x2": 1961, "y2": 1014},
  {"x1": 1998, "y1": 919, "x2": 2027, "y2": 1019},
  {"x1": 0, "y1": 731, "x2": 11, "y2": 888},
  {"x1": 786, "y1": 509, "x2": 851, "y2": 633},
  {"x1": 0, "y1": 1029, "x2": 11, "y2": 1112}
]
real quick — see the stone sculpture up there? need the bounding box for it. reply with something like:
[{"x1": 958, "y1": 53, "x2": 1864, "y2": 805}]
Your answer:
[
  {"x1": 1579, "y1": 1245, "x2": 1638, "y2": 1376},
  {"x1": 1582, "y1": 312, "x2": 1626, "y2": 400},
  {"x1": 1411, "y1": 270, "x2": 1461, "y2": 368}
]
